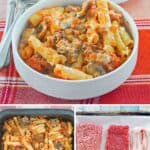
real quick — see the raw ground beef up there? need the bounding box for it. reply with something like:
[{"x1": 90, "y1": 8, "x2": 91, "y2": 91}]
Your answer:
[
  {"x1": 76, "y1": 123, "x2": 102, "y2": 150},
  {"x1": 105, "y1": 125, "x2": 129, "y2": 150}
]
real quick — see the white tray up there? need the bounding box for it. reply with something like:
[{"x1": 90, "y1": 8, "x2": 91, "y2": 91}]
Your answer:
[{"x1": 77, "y1": 114, "x2": 150, "y2": 150}]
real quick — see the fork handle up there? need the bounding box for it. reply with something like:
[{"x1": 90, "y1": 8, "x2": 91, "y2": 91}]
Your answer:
[
  {"x1": 4, "y1": 0, "x2": 16, "y2": 34},
  {"x1": 3, "y1": 0, "x2": 16, "y2": 66},
  {"x1": 0, "y1": 8, "x2": 25, "y2": 69}
]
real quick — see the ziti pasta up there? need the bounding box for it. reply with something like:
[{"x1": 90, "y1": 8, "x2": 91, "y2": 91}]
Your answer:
[
  {"x1": 19, "y1": 0, "x2": 134, "y2": 80},
  {"x1": 2, "y1": 116, "x2": 73, "y2": 150}
]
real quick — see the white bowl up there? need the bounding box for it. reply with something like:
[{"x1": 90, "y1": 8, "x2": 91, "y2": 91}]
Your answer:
[
  {"x1": 111, "y1": 0, "x2": 128, "y2": 4},
  {"x1": 12, "y1": 0, "x2": 138, "y2": 100}
]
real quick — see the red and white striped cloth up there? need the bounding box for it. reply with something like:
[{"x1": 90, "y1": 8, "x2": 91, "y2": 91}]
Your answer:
[{"x1": 0, "y1": 0, "x2": 150, "y2": 104}]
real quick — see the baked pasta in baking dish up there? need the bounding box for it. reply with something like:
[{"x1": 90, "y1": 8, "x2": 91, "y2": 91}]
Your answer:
[
  {"x1": 19, "y1": 0, "x2": 133, "y2": 80},
  {"x1": 2, "y1": 116, "x2": 73, "y2": 150}
]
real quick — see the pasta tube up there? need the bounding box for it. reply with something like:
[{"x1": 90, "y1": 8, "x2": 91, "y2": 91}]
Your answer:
[
  {"x1": 77, "y1": 0, "x2": 93, "y2": 17},
  {"x1": 103, "y1": 30, "x2": 116, "y2": 52},
  {"x1": 28, "y1": 36, "x2": 66, "y2": 65},
  {"x1": 22, "y1": 139, "x2": 34, "y2": 150},
  {"x1": 119, "y1": 26, "x2": 134, "y2": 48},
  {"x1": 97, "y1": 0, "x2": 111, "y2": 27},
  {"x1": 54, "y1": 64, "x2": 93, "y2": 80},
  {"x1": 28, "y1": 13, "x2": 42, "y2": 27},
  {"x1": 103, "y1": 30, "x2": 116, "y2": 47},
  {"x1": 112, "y1": 21, "x2": 130, "y2": 56},
  {"x1": 72, "y1": 53, "x2": 83, "y2": 69},
  {"x1": 87, "y1": 28, "x2": 99, "y2": 44},
  {"x1": 86, "y1": 17, "x2": 100, "y2": 44}
]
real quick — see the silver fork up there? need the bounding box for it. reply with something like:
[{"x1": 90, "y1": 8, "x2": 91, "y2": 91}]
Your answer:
[
  {"x1": 2, "y1": 0, "x2": 16, "y2": 67},
  {"x1": 0, "y1": 0, "x2": 39, "y2": 69}
]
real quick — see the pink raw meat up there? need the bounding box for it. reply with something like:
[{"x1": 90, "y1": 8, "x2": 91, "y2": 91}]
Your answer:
[
  {"x1": 77, "y1": 123, "x2": 102, "y2": 150},
  {"x1": 105, "y1": 125, "x2": 129, "y2": 150}
]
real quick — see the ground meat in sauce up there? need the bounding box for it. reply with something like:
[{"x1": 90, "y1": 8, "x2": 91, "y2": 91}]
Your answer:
[
  {"x1": 26, "y1": 54, "x2": 51, "y2": 74},
  {"x1": 84, "y1": 63, "x2": 107, "y2": 77},
  {"x1": 54, "y1": 141, "x2": 64, "y2": 150},
  {"x1": 56, "y1": 38, "x2": 82, "y2": 64}
]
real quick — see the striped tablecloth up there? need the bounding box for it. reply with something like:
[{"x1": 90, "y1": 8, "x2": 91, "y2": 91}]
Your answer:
[{"x1": 0, "y1": 0, "x2": 150, "y2": 104}]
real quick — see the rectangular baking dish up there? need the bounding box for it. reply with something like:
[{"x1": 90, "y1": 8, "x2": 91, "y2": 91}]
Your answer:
[{"x1": 0, "y1": 109, "x2": 74, "y2": 150}]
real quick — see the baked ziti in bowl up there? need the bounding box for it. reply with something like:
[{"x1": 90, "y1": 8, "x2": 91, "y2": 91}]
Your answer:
[{"x1": 12, "y1": 0, "x2": 138, "y2": 99}]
